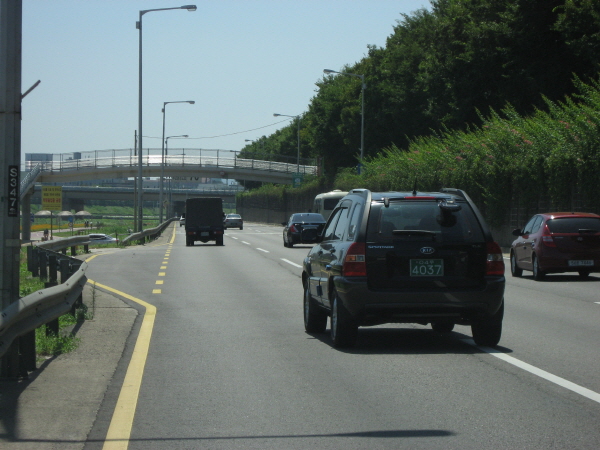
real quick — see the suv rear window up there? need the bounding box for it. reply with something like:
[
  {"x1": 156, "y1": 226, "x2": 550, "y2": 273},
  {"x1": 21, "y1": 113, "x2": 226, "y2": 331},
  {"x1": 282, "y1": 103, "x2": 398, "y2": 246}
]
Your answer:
[
  {"x1": 547, "y1": 217, "x2": 600, "y2": 233},
  {"x1": 366, "y1": 200, "x2": 484, "y2": 243},
  {"x1": 292, "y1": 213, "x2": 325, "y2": 222}
]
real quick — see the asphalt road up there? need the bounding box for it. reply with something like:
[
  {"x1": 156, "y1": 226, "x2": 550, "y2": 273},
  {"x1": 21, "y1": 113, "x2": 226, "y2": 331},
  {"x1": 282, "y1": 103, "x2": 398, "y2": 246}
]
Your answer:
[{"x1": 4, "y1": 222, "x2": 599, "y2": 449}]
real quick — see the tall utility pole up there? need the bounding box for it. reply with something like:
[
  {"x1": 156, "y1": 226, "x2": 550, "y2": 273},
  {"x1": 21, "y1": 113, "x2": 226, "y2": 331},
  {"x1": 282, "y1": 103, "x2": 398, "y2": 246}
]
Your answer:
[
  {"x1": 0, "y1": 0, "x2": 23, "y2": 375},
  {"x1": 133, "y1": 131, "x2": 138, "y2": 231}
]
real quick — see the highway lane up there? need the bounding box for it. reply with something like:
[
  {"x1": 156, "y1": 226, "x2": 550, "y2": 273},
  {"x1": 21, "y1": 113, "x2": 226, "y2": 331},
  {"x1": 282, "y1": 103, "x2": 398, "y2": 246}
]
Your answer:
[
  {"x1": 84, "y1": 222, "x2": 600, "y2": 449},
  {"x1": 229, "y1": 223, "x2": 600, "y2": 395}
]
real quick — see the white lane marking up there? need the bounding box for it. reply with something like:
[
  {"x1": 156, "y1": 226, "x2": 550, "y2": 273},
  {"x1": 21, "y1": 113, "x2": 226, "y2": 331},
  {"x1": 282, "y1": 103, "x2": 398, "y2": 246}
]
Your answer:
[
  {"x1": 595, "y1": 302, "x2": 600, "y2": 305},
  {"x1": 241, "y1": 241, "x2": 251, "y2": 245},
  {"x1": 256, "y1": 248, "x2": 269, "y2": 253},
  {"x1": 229, "y1": 236, "x2": 238, "y2": 240},
  {"x1": 461, "y1": 339, "x2": 600, "y2": 404},
  {"x1": 281, "y1": 258, "x2": 302, "y2": 268}
]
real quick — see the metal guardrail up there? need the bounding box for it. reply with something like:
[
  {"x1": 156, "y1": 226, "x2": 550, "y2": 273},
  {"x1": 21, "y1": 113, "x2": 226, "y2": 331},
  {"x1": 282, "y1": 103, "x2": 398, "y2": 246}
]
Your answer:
[
  {"x1": 35, "y1": 235, "x2": 92, "y2": 252},
  {"x1": 0, "y1": 253, "x2": 87, "y2": 359},
  {"x1": 120, "y1": 218, "x2": 176, "y2": 245},
  {"x1": 0, "y1": 219, "x2": 175, "y2": 365}
]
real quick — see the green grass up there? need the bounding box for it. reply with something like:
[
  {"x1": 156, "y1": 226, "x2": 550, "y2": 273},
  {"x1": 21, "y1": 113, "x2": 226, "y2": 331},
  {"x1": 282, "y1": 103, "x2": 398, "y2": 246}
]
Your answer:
[
  {"x1": 19, "y1": 248, "x2": 45, "y2": 297},
  {"x1": 35, "y1": 314, "x2": 81, "y2": 357},
  {"x1": 20, "y1": 247, "x2": 84, "y2": 358}
]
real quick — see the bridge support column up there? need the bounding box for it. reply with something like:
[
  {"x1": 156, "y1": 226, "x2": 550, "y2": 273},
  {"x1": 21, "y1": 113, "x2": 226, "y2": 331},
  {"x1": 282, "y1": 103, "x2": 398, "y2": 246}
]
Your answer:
[
  {"x1": 173, "y1": 201, "x2": 185, "y2": 218},
  {"x1": 66, "y1": 198, "x2": 85, "y2": 213}
]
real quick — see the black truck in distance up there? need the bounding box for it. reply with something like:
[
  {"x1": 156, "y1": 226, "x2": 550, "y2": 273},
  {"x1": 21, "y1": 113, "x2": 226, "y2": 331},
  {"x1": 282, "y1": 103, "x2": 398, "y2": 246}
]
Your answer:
[{"x1": 184, "y1": 197, "x2": 225, "y2": 246}]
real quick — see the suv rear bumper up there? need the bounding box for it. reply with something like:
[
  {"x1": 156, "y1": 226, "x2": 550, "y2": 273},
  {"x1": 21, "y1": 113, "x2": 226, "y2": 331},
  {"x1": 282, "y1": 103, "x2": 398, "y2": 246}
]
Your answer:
[{"x1": 334, "y1": 276, "x2": 505, "y2": 326}]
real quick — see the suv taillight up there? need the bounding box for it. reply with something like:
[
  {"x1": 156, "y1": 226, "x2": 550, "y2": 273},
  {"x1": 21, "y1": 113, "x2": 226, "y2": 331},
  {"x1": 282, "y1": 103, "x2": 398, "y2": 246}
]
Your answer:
[
  {"x1": 541, "y1": 224, "x2": 556, "y2": 247},
  {"x1": 343, "y1": 243, "x2": 367, "y2": 277},
  {"x1": 486, "y1": 241, "x2": 505, "y2": 276}
]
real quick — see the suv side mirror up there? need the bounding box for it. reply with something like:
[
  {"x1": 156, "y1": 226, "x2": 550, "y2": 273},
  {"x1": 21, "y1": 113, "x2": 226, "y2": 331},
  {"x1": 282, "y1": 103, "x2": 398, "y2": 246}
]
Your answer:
[{"x1": 512, "y1": 228, "x2": 523, "y2": 236}]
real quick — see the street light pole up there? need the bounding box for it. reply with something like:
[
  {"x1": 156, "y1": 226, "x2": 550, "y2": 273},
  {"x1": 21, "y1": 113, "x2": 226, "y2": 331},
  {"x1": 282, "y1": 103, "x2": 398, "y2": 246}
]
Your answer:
[
  {"x1": 164, "y1": 135, "x2": 188, "y2": 219},
  {"x1": 160, "y1": 100, "x2": 194, "y2": 223},
  {"x1": 324, "y1": 68, "x2": 366, "y2": 172},
  {"x1": 136, "y1": 4, "x2": 196, "y2": 232},
  {"x1": 273, "y1": 113, "x2": 300, "y2": 172}
]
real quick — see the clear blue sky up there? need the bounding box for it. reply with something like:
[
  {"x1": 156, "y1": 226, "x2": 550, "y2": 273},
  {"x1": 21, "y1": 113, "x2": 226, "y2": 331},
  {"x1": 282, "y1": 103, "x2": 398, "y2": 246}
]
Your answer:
[{"x1": 21, "y1": 0, "x2": 430, "y2": 162}]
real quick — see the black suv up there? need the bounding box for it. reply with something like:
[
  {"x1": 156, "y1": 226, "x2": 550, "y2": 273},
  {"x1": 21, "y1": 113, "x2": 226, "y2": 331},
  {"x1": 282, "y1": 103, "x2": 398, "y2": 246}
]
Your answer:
[{"x1": 302, "y1": 188, "x2": 506, "y2": 348}]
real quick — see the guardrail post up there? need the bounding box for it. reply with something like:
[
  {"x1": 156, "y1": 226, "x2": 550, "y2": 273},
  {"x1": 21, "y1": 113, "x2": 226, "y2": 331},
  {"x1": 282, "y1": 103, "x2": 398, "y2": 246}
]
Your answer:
[
  {"x1": 69, "y1": 261, "x2": 84, "y2": 312},
  {"x1": 27, "y1": 245, "x2": 33, "y2": 273},
  {"x1": 59, "y1": 258, "x2": 70, "y2": 283},
  {"x1": 39, "y1": 251, "x2": 47, "y2": 279},
  {"x1": 84, "y1": 244, "x2": 89, "y2": 253},
  {"x1": 48, "y1": 254, "x2": 58, "y2": 284},
  {"x1": 70, "y1": 246, "x2": 77, "y2": 256},
  {"x1": 44, "y1": 277, "x2": 59, "y2": 336},
  {"x1": 43, "y1": 266, "x2": 60, "y2": 336},
  {"x1": 30, "y1": 246, "x2": 39, "y2": 277}
]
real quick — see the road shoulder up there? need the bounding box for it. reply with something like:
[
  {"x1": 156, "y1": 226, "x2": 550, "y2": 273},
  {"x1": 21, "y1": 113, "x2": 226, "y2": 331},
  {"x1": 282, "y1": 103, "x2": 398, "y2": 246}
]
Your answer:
[{"x1": 0, "y1": 283, "x2": 138, "y2": 449}]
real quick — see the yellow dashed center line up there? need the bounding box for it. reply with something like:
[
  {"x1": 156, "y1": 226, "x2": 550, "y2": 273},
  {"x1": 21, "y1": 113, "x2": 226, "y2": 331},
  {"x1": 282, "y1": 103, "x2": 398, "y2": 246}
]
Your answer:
[{"x1": 92, "y1": 280, "x2": 156, "y2": 450}]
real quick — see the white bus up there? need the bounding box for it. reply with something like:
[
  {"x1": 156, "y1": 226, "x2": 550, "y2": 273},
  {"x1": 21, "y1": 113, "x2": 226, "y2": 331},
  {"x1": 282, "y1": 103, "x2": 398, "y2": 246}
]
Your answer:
[{"x1": 312, "y1": 190, "x2": 348, "y2": 220}]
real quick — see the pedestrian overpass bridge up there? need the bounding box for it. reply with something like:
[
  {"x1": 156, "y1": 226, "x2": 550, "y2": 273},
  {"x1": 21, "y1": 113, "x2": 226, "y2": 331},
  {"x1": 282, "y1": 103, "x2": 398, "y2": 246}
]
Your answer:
[
  {"x1": 19, "y1": 148, "x2": 318, "y2": 240},
  {"x1": 24, "y1": 148, "x2": 316, "y2": 185}
]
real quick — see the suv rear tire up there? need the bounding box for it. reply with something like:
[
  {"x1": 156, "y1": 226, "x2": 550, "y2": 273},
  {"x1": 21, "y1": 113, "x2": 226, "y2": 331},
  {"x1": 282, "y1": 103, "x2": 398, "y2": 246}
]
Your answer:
[
  {"x1": 471, "y1": 302, "x2": 503, "y2": 347},
  {"x1": 304, "y1": 285, "x2": 327, "y2": 333},
  {"x1": 330, "y1": 291, "x2": 358, "y2": 348}
]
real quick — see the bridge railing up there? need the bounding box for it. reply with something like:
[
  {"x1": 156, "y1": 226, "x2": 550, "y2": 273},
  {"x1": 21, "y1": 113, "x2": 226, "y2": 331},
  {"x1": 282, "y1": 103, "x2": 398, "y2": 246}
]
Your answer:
[{"x1": 37, "y1": 149, "x2": 318, "y2": 176}]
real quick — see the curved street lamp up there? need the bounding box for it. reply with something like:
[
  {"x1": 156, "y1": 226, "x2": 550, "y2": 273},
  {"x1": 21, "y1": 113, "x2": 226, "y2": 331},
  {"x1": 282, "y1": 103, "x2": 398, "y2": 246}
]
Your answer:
[
  {"x1": 159, "y1": 100, "x2": 194, "y2": 222},
  {"x1": 273, "y1": 113, "x2": 300, "y2": 172},
  {"x1": 136, "y1": 4, "x2": 196, "y2": 232},
  {"x1": 324, "y1": 68, "x2": 366, "y2": 172}
]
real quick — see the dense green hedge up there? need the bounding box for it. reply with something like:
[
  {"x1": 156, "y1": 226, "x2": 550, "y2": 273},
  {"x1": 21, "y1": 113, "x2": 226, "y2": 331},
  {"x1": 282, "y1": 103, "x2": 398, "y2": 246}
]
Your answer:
[{"x1": 334, "y1": 77, "x2": 600, "y2": 227}]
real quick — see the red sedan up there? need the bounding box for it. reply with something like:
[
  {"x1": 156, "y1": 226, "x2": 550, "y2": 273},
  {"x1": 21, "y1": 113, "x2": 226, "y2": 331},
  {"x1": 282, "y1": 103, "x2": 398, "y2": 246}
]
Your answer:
[{"x1": 510, "y1": 212, "x2": 600, "y2": 280}]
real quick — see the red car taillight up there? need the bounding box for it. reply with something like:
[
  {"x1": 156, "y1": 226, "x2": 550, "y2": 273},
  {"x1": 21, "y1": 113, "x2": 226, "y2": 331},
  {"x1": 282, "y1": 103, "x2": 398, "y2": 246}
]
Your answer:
[
  {"x1": 541, "y1": 224, "x2": 556, "y2": 247},
  {"x1": 486, "y1": 241, "x2": 505, "y2": 276},
  {"x1": 289, "y1": 224, "x2": 298, "y2": 233},
  {"x1": 343, "y1": 243, "x2": 367, "y2": 277}
]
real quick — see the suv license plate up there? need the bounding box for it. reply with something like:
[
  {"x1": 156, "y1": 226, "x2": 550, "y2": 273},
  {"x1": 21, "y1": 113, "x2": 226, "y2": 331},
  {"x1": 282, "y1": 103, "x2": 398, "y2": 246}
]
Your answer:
[
  {"x1": 200, "y1": 232, "x2": 209, "y2": 237},
  {"x1": 410, "y1": 259, "x2": 444, "y2": 276},
  {"x1": 568, "y1": 260, "x2": 593, "y2": 266}
]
